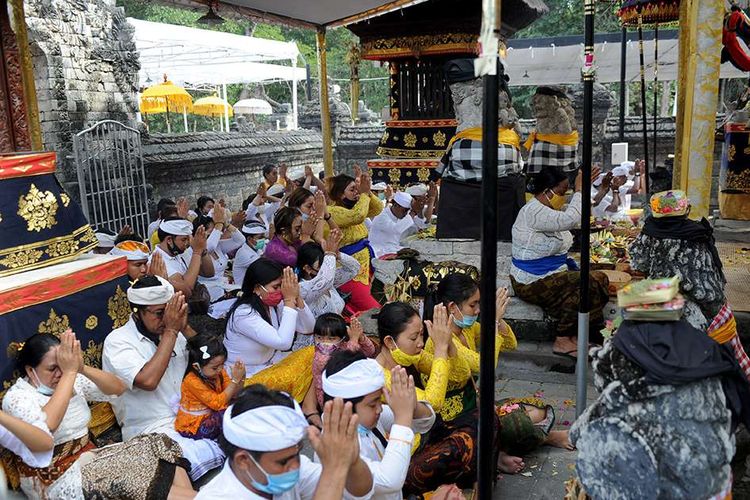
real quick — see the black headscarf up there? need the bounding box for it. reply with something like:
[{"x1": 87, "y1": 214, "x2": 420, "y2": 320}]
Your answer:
[{"x1": 641, "y1": 215, "x2": 725, "y2": 283}]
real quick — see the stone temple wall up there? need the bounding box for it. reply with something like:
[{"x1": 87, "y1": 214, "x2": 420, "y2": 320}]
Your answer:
[
  {"x1": 141, "y1": 130, "x2": 324, "y2": 213},
  {"x1": 24, "y1": 0, "x2": 140, "y2": 190}
]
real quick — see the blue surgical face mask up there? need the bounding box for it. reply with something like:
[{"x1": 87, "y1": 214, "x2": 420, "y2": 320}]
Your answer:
[
  {"x1": 31, "y1": 368, "x2": 55, "y2": 396},
  {"x1": 453, "y1": 309, "x2": 478, "y2": 329},
  {"x1": 357, "y1": 424, "x2": 372, "y2": 435},
  {"x1": 246, "y1": 453, "x2": 300, "y2": 495},
  {"x1": 301, "y1": 213, "x2": 310, "y2": 222},
  {"x1": 254, "y1": 238, "x2": 267, "y2": 252}
]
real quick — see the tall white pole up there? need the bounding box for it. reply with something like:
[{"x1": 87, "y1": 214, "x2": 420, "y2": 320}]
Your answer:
[
  {"x1": 183, "y1": 107, "x2": 188, "y2": 132},
  {"x1": 223, "y1": 83, "x2": 230, "y2": 131},
  {"x1": 292, "y1": 58, "x2": 299, "y2": 130}
]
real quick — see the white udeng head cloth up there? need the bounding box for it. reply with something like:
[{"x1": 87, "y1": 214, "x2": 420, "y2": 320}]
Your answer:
[
  {"x1": 612, "y1": 165, "x2": 631, "y2": 177},
  {"x1": 392, "y1": 191, "x2": 413, "y2": 209},
  {"x1": 405, "y1": 184, "x2": 428, "y2": 197},
  {"x1": 127, "y1": 275, "x2": 175, "y2": 305},
  {"x1": 321, "y1": 358, "x2": 385, "y2": 399},
  {"x1": 223, "y1": 400, "x2": 308, "y2": 452},
  {"x1": 159, "y1": 219, "x2": 193, "y2": 236},
  {"x1": 95, "y1": 232, "x2": 116, "y2": 248}
]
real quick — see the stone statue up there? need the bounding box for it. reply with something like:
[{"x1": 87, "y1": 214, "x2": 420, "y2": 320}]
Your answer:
[
  {"x1": 449, "y1": 76, "x2": 520, "y2": 134},
  {"x1": 531, "y1": 86, "x2": 576, "y2": 136},
  {"x1": 436, "y1": 58, "x2": 525, "y2": 240}
]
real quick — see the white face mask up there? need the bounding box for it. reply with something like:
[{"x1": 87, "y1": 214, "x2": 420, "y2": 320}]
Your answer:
[{"x1": 31, "y1": 368, "x2": 55, "y2": 396}]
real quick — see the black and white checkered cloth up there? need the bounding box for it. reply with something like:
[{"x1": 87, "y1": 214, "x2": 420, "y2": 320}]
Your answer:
[
  {"x1": 436, "y1": 138, "x2": 523, "y2": 183},
  {"x1": 525, "y1": 140, "x2": 578, "y2": 174}
]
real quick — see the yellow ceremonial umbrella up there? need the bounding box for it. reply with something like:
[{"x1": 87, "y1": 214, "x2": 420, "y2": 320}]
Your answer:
[
  {"x1": 193, "y1": 94, "x2": 233, "y2": 132},
  {"x1": 193, "y1": 95, "x2": 234, "y2": 118},
  {"x1": 139, "y1": 75, "x2": 193, "y2": 133}
]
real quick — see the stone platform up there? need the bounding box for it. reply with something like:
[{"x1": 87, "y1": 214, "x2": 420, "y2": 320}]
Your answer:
[{"x1": 372, "y1": 236, "x2": 620, "y2": 342}]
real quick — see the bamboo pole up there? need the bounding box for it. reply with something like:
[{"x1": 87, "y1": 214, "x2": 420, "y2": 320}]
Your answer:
[
  {"x1": 316, "y1": 27, "x2": 334, "y2": 177},
  {"x1": 8, "y1": 0, "x2": 42, "y2": 150}
]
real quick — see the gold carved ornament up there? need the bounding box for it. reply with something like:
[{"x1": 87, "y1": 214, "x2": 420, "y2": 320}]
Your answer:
[
  {"x1": 46, "y1": 238, "x2": 80, "y2": 258},
  {"x1": 404, "y1": 132, "x2": 418, "y2": 148},
  {"x1": 729, "y1": 145, "x2": 737, "y2": 162},
  {"x1": 388, "y1": 168, "x2": 402, "y2": 185},
  {"x1": 85, "y1": 315, "x2": 99, "y2": 330},
  {"x1": 417, "y1": 168, "x2": 431, "y2": 182},
  {"x1": 82, "y1": 339, "x2": 103, "y2": 368},
  {"x1": 37, "y1": 308, "x2": 71, "y2": 336},
  {"x1": 60, "y1": 193, "x2": 70, "y2": 207},
  {"x1": 108, "y1": 285, "x2": 131, "y2": 329},
  {"x1": 17, "y1": 183, "x2": 59, "y2": 232},
  {"x1": 0, "y1": 249, "x2": 43, "y2": 270},
  {"x1": 433, "y1": 131, "x2": 447, "y2": 147}
]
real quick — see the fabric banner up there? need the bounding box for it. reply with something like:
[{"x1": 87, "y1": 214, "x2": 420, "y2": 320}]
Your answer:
[
  {"x1": 0, "y1": 153, "x2": 96, "y2": 277},
  {"x1": 0, "y1": 257, "x2": 129, "y2": 400}
]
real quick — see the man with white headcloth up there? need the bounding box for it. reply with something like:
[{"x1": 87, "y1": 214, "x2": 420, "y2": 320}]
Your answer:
[
  {"x1": 368, "y1": 191, "x2": 429, "y2": 258},
  {"x1": 592, "y1": 160, "x2": 645, "y2": 220},
  {"x1": 102, "y1": 275, "x2": 225, "y2": 480},
  {"x1": 151, "y1": 216, "x2": 208, "y2": 298},
  {"x1": 196, "y1": 384, "x2": 374, "y2": 499},
  {"x1": 110, "y1": 240, "x2": 151, "y2": 281},
  {"x1": 321, "y1": 351, "x2": 435, "y2": 500}
]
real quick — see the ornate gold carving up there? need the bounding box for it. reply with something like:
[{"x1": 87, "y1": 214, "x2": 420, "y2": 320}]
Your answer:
[
  {"x1": 0, "y1": 249, "x2": 43, "y2": 269},
  {"x1": 80, "y1": 226, "x2": 98, "y2": 244},
  {"x1": 421, "y1": 137, "x2": 429, "y2": 144},
  {"x1": 0, "y1": 5, "x2": 32, "y2": 150},
  {"x1": 17, "y1": 183, "x2": 59, "y2": 232},
  {"x1": 376, "y1": 147, "x2": 446, "y2": 159},
  {"x1": 729, "y1": 145, "x2": 736, "y2": 162},
  {"x1": 82, "y1": 339, "x2": 103, "y2": 368},
  {"x1": 60, "y1": 193, "x2": 70, "y2": 207},
  {"x1": 108, "y1": 285, "x2": 131, "y2": 329},
  {"x1": 388, "y1": 168, "x2": 401, "y2": 185},
  {"x1": 417, "y1": 167, "x2": 431, "y2": 182},
  {"x1": 404, "y1": 132, "x2": 417, "y2": 148},
  {"x1": 85, "y1": 315, "x2": 99, "y2": 330},
  {"x1": 381, "y1": 131, "x2": 390, "y2": 143},
  {"x1": 46, "y1": 238, "x2": 79, "y2": 258},
  {"x1": 433, "y1": 131, "x2": 447, "y2": 147},
  {"x1": 361, "y1": 32, "x2": 479, "y2": 59},
  {"x1": 38, "y1": 308, "x2": 70, "y2": 336}
]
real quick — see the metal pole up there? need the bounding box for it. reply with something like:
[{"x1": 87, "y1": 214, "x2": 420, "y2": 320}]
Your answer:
[
  {"x1": 619, "y1": 26, "x2": 627, "y2": 142},
  {"x1": 478, "y1": 0, "x2": 501, "y2": 494},
  {"x1": 316, "y1": 27, "x2": 335, "y2": 177},
  {"x1": 292, "y1": 57, "x2": 299, "y2": 130},
  {"x1": 653, "y1": 25, "x2": 658, "y2": 175},
  {"x1": 223, "y1": 83, "x2": 230, "y2": 132},
  {"x1": 576, "y1": 0, "x2": 595, "y2": 419},
  {"x1": 637, "y1": 10, "x2": 650, "y2": 194}
]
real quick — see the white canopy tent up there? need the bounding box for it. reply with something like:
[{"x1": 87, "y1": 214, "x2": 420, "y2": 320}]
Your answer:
[
  {"x1": 504, "y1": 31, "x2": 747, "y2": 86},
  {"x1": 129, "y1": 18, "x2": 306, "y2": 128}
]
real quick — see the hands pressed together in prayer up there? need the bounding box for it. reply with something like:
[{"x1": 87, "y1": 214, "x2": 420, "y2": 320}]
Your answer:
[
  {"x1": 425, "y1": 304, "x2": 453, "y2": 359},
  {"x1": 280, "y1": 267, "x2": 304, "y2": 309},
  {"x1": 385, "y1": 366, "x2": 417, "y2": 428}
]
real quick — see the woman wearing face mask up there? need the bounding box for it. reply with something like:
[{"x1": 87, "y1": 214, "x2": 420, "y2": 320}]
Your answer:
[
  {"x1": 510, "y1": 165, "x2": 609, "y2": 360},
  {"x1": 423, "y1": 273, "x2": 574, "y2": 457},
  {"x1": 233, "y1": 220, "x2": 267, "y2": 286},
  {"x1": 374, "y1": 302, "x2": 503, "y2": 493},
  {"x1": 2, "y1": 330, "x2": 195, "y2": 499},
  {"x1": 327, "y1": 173, "x2": 383, "y2": 313},
  {"x1": 262, "y1": 207, "x2": 318, "y2": 269},
  {"x1": 224, "y1": 258, "x2": 315, "y2": 377},
  {"x1": 288, "y1": 187, "x2": 339, "y2": 244},
  {"x1": 297, "y1": 229, "x2": 361, "y2": 319}
]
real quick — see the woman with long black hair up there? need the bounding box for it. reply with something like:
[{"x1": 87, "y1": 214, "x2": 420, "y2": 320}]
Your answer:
[{"x1": 223, "y1": 258, "x2": 315, "y2": 376}]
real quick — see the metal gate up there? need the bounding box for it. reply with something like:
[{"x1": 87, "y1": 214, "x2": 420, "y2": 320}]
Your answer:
[{"x1": 73, "y1": 120, "x2": 149, "y2": 237}]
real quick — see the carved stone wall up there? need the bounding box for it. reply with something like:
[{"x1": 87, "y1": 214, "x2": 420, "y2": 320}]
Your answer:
[{"x1": 23, "y1": 0, "x2": 140, "y2": 188}]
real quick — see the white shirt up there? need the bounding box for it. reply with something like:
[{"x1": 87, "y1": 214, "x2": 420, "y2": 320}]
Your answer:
[
  {"x1": 591, "y1": 182, "x2": 634, "y2": 221},
  {"x1": 224, "y1": 303, "x2": 315, "y2": 376},
  {"x1": 102, "y1": 317, "x2": 188, "y2": 440},
  {"x1": 233, "y1": 243, "x2": 261, "y2": 286},
  {"x1": 340, "y1": 405, "x2": 434, "y2": 500},
  {"x1": 152, "y1": 245, "x2": 188, "y2": 279},
  {"x1": 147, "y1": 219, "x2": 161, "y2": 239},
  {"x1": 2, "y1": 375, "x2": 111, "y2": 499},
  {"x1": 0, "y1": 420, "x2": 52, "y2": 468},
  {"x1": 197, "y1": 455, "x2": 372, "y2": 500},
  {"x1": 369, "y1": 208, "x2": 424, "y2": 258},
  {"x1": 510, "y1": 193, "x2": 582, "y2": 285},
  {"x1": 299, "y1": 253, "x2": 360, "y2": 318}
]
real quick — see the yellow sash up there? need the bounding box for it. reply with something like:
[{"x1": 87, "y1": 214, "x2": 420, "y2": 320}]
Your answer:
[
  {"x1": 447, "y1": 127, "x2": 521, "y2": 151},
  {"x1": 709, "y1": 315, "x2": 737, "y2": 344},
  {"x1": 523, "y1": 130, "x2": 580, "y2": 151}
]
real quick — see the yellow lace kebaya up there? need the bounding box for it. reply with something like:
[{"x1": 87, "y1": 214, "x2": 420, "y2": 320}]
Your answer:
[{"x1": 328, "y1": 193, "x2": 383, "y2": 284}]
